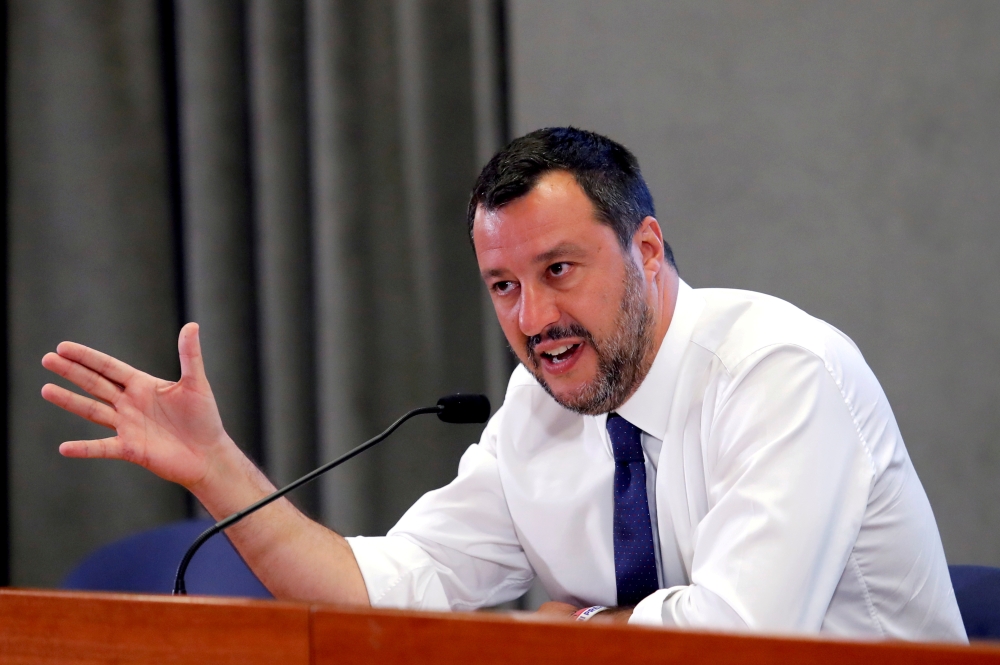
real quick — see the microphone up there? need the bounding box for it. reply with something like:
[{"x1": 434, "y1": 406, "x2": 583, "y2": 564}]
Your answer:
[
  {"x1": 436, "y1": 393, "x2": 491, "y2": 423},
  {"x1": 172, "y1": 393, "x2": 491, "y2": 595}
]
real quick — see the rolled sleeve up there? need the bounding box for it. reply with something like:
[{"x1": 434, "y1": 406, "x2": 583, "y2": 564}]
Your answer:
[
  {"x1": 346, "y1": 535, "x2": 451, "y2": 610},
  {"x1": 629, "y1": 588, "x2": 676, "y2": 626},
  {"x1": 348, "y1": 408, "x2": 535, "y2": 611}
]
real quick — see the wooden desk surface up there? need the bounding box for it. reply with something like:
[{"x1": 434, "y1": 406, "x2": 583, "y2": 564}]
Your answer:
[
  {"x1": 314, "y1": 604, "x2": 1000, "y2": 665},
  {"x1": 0, "y1": 588, "x2": 997, "y2": 664},
  {"x1": 0, "y1": 589, "x2": 309, "y2": 665}
]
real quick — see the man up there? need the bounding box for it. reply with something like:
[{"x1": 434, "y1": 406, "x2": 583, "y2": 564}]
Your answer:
[{"x1": 41, "y1": 128, "x2": 966, "y2": 641}]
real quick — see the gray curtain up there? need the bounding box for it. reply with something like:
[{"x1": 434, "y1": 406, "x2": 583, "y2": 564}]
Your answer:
[
  {"x1": 8, "y1": 0, "x2": 510, "y2": 586},
  {"x1": 8, "y1": 1, "x2": 188, "y2": 586}
]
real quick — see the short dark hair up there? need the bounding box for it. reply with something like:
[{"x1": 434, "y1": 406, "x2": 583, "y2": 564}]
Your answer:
[{"x1": 467, "y1": 127, "x2": 675, "y2": 267}]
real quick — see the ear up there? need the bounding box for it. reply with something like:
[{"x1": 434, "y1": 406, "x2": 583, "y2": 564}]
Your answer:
[{"x1": 632, "y1": 216, "x2": 666, "y2": 280}]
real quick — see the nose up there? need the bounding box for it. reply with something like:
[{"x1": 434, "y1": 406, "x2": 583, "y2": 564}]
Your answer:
[{"x1": 518, "y1": 284, "x2": 560, "y2": 338}]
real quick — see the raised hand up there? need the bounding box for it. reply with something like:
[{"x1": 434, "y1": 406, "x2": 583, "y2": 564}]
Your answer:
[
  {"x1": 40, "y1": 322, "x2": 235, "y2": 490},
  {"x1": 42, "y1": 322, "x2": 372, "y2": 606}
]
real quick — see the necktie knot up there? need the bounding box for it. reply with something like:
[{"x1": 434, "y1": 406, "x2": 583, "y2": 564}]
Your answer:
[{"x1": 607, "y1": 413, "x2": 644, "y2": 463}]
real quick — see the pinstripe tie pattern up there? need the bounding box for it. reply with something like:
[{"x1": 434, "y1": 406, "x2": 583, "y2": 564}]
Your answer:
[{"x1": 607, "y1": 413, "x2": 658, "y2": 606}]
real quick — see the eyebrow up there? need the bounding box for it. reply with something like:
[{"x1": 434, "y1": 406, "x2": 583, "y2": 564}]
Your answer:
[
  {"x1": 533, "y1": 242, "x2": 586, "y2": 264},
  {"x1": 481, "y1": 242, "x2": 587, "y2": 280}
]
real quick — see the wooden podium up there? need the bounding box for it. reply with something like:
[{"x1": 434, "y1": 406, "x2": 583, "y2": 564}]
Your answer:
[{"x1": 0, "y1": 588, "x2": 998, "y2": 664}]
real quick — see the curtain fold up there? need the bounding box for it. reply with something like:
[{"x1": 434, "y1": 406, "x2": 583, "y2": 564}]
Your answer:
[
  {"x1": 175, "y1": 0, "x2": 262, "y2": 465},
  {"x1": 247, "y1": 0, "x2": 318, "y2": 514},
  {"x1": 7, "y1": 0, "x2": 187, "y2": 586},
  {"x1": 305, "y1": 0, "x2": 371, "y2": 534}
]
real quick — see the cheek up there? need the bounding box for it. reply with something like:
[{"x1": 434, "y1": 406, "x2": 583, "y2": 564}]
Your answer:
[
  {"x1": 492, "y1": 298, "x2": 527, "y2": 347},
  {"x1": 581, "y1": 280, "x2": 625, "y2": 337},
  {"x1": 566, "y1": 285, "x2": 617, "y2": 333}
]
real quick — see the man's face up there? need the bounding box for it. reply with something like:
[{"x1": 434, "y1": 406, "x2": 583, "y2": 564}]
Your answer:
[{"x1": 473, "y1": 171, "x2": 654, "y2": 414}]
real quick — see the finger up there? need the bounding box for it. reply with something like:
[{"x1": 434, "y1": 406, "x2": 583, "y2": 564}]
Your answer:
[
  {"x1": 41, "y1": 383, "x2": 118, "y2": 430},
  {"x1": 178, "y1": 322, "x2": 208, "y2": 385},
  {"x1": 59, "y1": 437, "x2": 127, "y2": 460},
  {"x1": 42, "y1": 352, "x2": 123, "y2": 404},
  {"x1": 54, "y1": 341, "x2": 137, "y2": 387}
]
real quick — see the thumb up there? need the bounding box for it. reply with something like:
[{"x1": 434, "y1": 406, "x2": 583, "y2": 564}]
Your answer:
[{"x1": 178, "y1": 322, "x2": 208, "y2": 385}]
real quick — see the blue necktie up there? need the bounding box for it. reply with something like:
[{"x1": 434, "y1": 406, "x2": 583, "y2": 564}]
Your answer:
[{"x1": 607, "y1": 413, "x2": 659, "y2": 606}]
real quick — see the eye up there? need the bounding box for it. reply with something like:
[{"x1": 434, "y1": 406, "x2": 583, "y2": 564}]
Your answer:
[
  {"x1": 548, "y1": 262, "x2": 570, "y2": 277},
  {"x1": 492, "y1": 280, "x2": 516, "y2": 295}
]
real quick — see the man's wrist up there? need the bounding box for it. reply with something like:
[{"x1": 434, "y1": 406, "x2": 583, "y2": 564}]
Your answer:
[
  {"x1": 572, "y1": 605, "x2": 610, "y2": 621},
  {"x1": 582, "y1": 606, "x2": 633, "y2": 624},
  {"x1": 189, "y1": 438, "x2": 278, "y2": 519}
]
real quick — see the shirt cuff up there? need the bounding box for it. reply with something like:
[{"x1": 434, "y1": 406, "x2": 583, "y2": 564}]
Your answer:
[
  {"x1": 346, "y1": 534, "x2": 450, "y2": 610},
  {"x1": 628, "y1": 587, "x2": 680, "y2": 626}
]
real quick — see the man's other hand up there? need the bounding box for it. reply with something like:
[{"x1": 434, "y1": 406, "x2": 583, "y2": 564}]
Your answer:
[{"x1": 535, "y1": 601, "x2": 578, "y2": 620}]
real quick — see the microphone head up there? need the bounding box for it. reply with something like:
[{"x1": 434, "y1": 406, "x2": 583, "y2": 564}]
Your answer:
[{"x1": 436, "y1": 394, "x2": 491, "y2": 424}]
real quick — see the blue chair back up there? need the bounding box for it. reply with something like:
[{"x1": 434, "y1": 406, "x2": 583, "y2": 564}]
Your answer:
[
  {"x1": 950, "y1": 565, "x2": 1000, "y2": 640},
  {"x1": 62, "y1": 518, "x2": 272, "y2": 599}
]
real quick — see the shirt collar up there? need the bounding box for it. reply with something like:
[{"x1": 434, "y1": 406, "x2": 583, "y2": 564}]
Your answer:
[{"x1": 615, "y1": 279, "x2": 702, "y2": 440}]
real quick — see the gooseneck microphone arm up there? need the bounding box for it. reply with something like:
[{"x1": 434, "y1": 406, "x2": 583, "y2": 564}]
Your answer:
[{"x1": 173, "y1": 393, "x2": 489, "y2": 596}]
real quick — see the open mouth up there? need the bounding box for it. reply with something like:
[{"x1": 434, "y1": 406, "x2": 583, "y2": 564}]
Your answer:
[
  {"x1": 541, "y1": 343, "x2": 581, "y2": 364},
  {"x1": 527, "y1": 324, "x2": 592, "y2": 376}
]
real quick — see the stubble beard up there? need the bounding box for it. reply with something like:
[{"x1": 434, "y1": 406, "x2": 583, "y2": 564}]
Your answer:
[{"x1": 524, "y1": 259, "x2": 655, "y2": 416}]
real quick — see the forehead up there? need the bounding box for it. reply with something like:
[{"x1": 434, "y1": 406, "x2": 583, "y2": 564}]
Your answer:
[{"x1": 473, "y1": 171, "x2": 616, "y2": 271}]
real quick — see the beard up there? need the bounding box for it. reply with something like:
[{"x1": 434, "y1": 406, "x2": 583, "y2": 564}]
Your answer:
[{"x1": 524, "y1": 259, "x2": 655, "y2": 415}]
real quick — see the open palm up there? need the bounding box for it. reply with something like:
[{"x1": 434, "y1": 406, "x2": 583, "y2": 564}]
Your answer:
[{"x1": 41, "y1": 323, "x2": 231, "y2": 489}]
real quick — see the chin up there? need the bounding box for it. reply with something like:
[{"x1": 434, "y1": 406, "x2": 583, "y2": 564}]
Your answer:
[
  {"x1": 547, "y1": 382, "x2": 589, "y2": 405},
  {"x1": 525, "y1": 353, "x2": 625, "y2": 415},
  {"x1": 541, "y1": 370, "x2": 595, "y2": 400},
  {"x1": 540, "y1": 378, "x2": 613, "y2": 416}
]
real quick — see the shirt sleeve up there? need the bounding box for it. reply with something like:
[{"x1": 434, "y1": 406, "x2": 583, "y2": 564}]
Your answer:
[
  {"x1": 347, "y1": 407, "x2": 535, "y2": 611},
  {"x1": 630, "y1": 345, "x2": 876, "y2": 632}
]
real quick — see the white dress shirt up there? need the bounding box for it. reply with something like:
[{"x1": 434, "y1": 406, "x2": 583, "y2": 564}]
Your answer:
[{"x1": 347, "y1": 281, "x2": 967, "y2": 642}]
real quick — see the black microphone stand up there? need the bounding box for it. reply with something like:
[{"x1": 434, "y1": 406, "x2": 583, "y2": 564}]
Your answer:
[{"x1": 172, "y1": 404, "x2": 442, "y2": 595}]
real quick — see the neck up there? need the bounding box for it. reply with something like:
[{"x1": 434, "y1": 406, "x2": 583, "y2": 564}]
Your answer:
[
  {"x1": 648, "y1": 267, "x2": 680, "y2": 359},
  {"x1": 604, "y1": 266, "x2": 679, "y2": 412}
]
